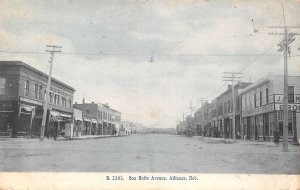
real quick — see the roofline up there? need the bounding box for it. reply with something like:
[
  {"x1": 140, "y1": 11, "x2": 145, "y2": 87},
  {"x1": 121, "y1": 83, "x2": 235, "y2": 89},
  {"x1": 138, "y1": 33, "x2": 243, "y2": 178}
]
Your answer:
[{"x1": 0, "y1": 61, "x2": 75, "y2": 91}]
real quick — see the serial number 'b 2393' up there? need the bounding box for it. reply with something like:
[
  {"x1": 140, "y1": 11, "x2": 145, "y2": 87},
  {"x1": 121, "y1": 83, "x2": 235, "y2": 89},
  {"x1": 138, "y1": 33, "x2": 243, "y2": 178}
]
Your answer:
[{"x1": 106, "y1": 176, "x2": 124, "y2": 180}]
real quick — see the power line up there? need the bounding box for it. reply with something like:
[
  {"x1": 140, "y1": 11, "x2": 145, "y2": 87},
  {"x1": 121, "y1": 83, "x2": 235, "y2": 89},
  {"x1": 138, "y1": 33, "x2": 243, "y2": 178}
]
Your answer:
[{"x1": 0, "y1": 49, "x2": 284, "y2": 57}]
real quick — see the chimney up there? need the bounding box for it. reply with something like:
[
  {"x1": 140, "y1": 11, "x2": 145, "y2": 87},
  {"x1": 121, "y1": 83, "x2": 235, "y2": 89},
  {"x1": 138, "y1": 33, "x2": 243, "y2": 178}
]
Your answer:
[
  {"x1": 75, "y1": 102, "x2": 77, "y2": 104},
  {"x1": 82, "y1": 98, "x2": 85, "y2": 104},
  {"x1": 92, "y1": 102, "x2": 94, "y2": 104}
]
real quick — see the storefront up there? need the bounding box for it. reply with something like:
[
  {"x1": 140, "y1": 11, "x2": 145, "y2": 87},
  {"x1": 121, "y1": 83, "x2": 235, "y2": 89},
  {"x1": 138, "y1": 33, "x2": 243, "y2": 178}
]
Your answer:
[
  {"x1": 275, "y1": 103, "x2": 299, "y2": 142},
  {"x1": 0, "y1": 102, "x2": 17, "y2": 137},
  {"x1": 73, "y1": 107, "x2": 83, "y2": 138},
  {"x1": 242, "y1": 104, "x2": 274, "y2": 141},
  {"x1": 46, "y1": 110, "x2": 72, "y2": 139}
]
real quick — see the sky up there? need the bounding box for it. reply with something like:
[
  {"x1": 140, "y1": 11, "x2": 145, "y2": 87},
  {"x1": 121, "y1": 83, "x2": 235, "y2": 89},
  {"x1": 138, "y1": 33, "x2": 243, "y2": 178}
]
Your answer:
[{"x1": 0, "y1": 0, "x2": 300, "y2": 128}]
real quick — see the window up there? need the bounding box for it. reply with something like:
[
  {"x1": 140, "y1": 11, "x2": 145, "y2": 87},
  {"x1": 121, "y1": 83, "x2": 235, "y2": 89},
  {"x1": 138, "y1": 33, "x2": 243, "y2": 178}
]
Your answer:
[
  {"x1": 266, "y1": 88, "x2": 269, "y2": 104},
  {"x1": 68, "y1": 98, "x2": 72, "y2": 108},
  {"x1": 49, "y1": 91, "x2": 54, "y2": 104},
  {"x1": 288, "y1": 86, "x2": 294, "y2": 103},
  {"x1": 259, "y1": 91, "x2": 262, "y2": 106},
  {"x1": 0, "y1": 78, "x2": 5, "y2": 95},
  {"x1": 57, "y1": 94, "x2": 60, "y2": 105},
  {"x1": 254, "y1": 93, "x2": 257, "y2": 108},
  {"x1": 38, "y1": 85, "x2": 43, "y2": 100},
  {"x1": 54, "y1": 94, "x2": 57, "y2": 104},
  {"x1": 24, "y1": 80, "x2": 29, "y2": 96},
  {"x1": 62, "y1": 96, "x2": 67, "y2": 107},
  {"x1": 228, "y1": 100, "x2": 231, "y2": 113},
  {"x1": 34, "y1": 83, "x2": 39, "y2": 99}
]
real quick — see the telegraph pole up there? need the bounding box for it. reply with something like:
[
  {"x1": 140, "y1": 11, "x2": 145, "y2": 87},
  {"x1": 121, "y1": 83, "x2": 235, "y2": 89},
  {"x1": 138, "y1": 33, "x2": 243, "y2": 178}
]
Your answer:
[
  {"x1": 268, "y1": 3, "x2": 300, "y2": 152},
  {"x1": 40, "y1": 45, "x2": 62, "y2": 141},
  {"x1": 222, "y1": 72, "x2": 242, "y2": 142},
  {"x1": 187, "y1": 100, "x2": 195, "y2": 116}
]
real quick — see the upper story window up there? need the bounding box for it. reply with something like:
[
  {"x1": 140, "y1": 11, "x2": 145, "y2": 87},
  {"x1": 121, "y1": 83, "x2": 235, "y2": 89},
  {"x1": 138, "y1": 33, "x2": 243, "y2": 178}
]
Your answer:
[
  {"x1": 38, "y1": 85, "x2": 43, "y2": 100},
  {"x1": 266, "y1": 88, "x2": 269, "y2": 104},
  {"x1": 49, "y1": 91, "x2": 54, "y2": 104},
  {"x1": 254, "y1": 93, "x2": 257, "y2": 108},
  {"x1": 259, "y1": 91, "x2": 262, "y2": 106},
  {"x1": 24, "y1": 80, "x2": 29, "y2": 97},
  {"x1": 67, "y1": 98, "x2": 72, "y2": 109},
  {"x1": 62, "y1": 96, "x2": 67, "y2": 107},
  {"x1": 34, "y1": 83, "x2": 39, "y2": 99},
  {"x1": 0, "y1": 78, "x2": 5, "y2": 95},
  {"x1": 288, "y1": 86, "x2": 294, "y2": 103}
]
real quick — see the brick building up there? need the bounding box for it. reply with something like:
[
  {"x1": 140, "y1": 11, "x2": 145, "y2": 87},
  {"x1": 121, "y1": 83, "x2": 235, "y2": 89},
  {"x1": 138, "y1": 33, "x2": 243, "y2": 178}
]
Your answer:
[
  {"x1": 213, "y1": 82, "x2": 251, "y2": 139},
  {"x1": 74, "y1": 102, "x2": 121, "y2": 136},
  {"x1": 0, "y1": 61, "x2": 74, "y2": 138},
  {"x1": 240, "y1": 75, "x2": 300, "y2": 143}
]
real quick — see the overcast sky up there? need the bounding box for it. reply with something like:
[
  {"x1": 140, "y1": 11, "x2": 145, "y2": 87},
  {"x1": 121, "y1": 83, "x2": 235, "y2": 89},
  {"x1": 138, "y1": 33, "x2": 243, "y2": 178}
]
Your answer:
[{"x1": 0, "y1": 0, "x2": 300, "y2": 128}]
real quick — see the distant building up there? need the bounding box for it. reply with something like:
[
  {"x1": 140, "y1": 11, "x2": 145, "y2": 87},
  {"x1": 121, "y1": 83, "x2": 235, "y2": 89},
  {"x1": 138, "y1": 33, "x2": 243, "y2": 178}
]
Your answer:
[
  {"x1": 240, "y1": 75, "x2": 300, "y2": 143},
  {"x1": 74, "y1": 102, "x2": 121, "y2": 136},
  {"x1": 0, "y1": 61, "x2": 75, "y2": 138}
]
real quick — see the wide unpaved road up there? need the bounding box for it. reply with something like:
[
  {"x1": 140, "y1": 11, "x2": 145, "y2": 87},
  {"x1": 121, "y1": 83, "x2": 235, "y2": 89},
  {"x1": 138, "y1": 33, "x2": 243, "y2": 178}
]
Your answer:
[{"x1": 0, "y1": 134, "x2": 299, "y2": 173}]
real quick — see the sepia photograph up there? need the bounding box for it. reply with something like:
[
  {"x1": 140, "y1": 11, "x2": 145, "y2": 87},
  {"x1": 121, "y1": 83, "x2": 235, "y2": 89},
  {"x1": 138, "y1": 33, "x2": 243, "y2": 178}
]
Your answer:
[{"x1": 0, "y1": 0, "x2": 300, "y2": 189}]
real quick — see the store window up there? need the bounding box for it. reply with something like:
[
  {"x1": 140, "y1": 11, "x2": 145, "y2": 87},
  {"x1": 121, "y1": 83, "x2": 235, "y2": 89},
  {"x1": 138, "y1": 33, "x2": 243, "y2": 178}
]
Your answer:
[
  {"x1": 24, "y1": 80, "x2": 29, "y2": 97},
  {"x1": 277, "y1": 111, "x2": 293, "y2": 136},
  {"x1": 269, "y1": 113, "x2": 274, "y2": 137},
  {"x1": 288, "y1": 86, "x2": 294, "y2": 103},
  {"x1": 0, "y1": 78, "x2": 5, "y2": 95}
]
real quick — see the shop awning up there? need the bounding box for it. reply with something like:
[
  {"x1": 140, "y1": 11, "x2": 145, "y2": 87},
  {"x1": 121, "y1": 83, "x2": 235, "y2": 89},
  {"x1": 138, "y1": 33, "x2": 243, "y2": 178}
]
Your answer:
[
  {"x1": 91, "y1": 119, "x2": 97, "y2": 124},
  {"x1": 60, "y1": 113, "x2": 72, "y2": 118},
  {"x1": 50, "y1": 110, "x2": 60, "y2": 117},
  {"x1": 74, "y1": 117, "x2": 83, "y2": 121},
  {"x1": 83, "y1": 118, "x2": 91, "y2": 122}
]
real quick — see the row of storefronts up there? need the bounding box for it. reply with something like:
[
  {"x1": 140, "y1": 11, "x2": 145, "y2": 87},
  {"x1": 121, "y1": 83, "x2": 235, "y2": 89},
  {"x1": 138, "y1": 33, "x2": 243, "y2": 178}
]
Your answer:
[
  {"x1": 0, "y1": 61, "x2": 134, "y2": 139},
  {"x1": 178, "y1": 75, "x2": 300, "y2": 144}
]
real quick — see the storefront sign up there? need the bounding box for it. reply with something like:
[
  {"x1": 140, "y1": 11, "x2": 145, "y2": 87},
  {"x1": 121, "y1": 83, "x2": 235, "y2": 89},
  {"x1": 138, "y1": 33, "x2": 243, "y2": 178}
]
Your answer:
[
  {"x1": 275, "y1": 95, "x2": 284, "y2": 103},
  {"x1": 295, "y1": 95, "x2": 300, "y2": 103},
  {"x1": 276, "y1": 104, "x2": 300, "y2": 112},
  {"x1": 275, "y1": 94, "x2": 300, "y2": 103},
  {"x1": 242, "y1": 104, "x2": 274, "y2": 117},
  {"x1": 20, "y1": 97, "x2": 43, "y2": 106}
]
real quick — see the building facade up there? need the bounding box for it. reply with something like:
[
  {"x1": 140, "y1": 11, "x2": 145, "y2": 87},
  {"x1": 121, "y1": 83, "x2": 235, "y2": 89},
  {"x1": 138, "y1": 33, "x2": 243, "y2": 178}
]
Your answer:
[
  {"x1": 74, "y1": 102, "x2": 121, "y2": 136},
  {"x1": 0, "y1": 61, "x2": 74, "y2": 138},
  {"x1": 240, "y1": 75, "x2": 300, "y2": 143},
  {"x1": 213, "y1": 82, "x2": 251, "y2": 139}
]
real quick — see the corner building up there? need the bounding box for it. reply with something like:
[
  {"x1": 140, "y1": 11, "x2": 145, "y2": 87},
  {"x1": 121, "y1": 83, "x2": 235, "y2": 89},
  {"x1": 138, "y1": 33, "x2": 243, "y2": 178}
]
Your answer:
[
  {"x1": 240, "y1": 75, "x2": 300, "y2": 143},
  {"x1": 0, "y1": 61, "x2": 74, "y2": 138}
]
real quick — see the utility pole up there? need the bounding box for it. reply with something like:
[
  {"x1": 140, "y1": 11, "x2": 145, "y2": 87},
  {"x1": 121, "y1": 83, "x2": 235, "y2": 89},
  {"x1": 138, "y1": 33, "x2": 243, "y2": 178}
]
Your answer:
[
  {"x1": 268, "y1": 3, "x2": 300, "y2": 152},
  {"x1": 187, "y1": 100, "x2": 195, "y2": 116},
  {"x1": 40, "y1": 45, "x2": 62, "y2": 141},
  {"x1": 198, "y1": 97, "x2": 207, "y2": 138},
  {"x1": 222, "y1": 72, "x2": 243, "y2": 142}
]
